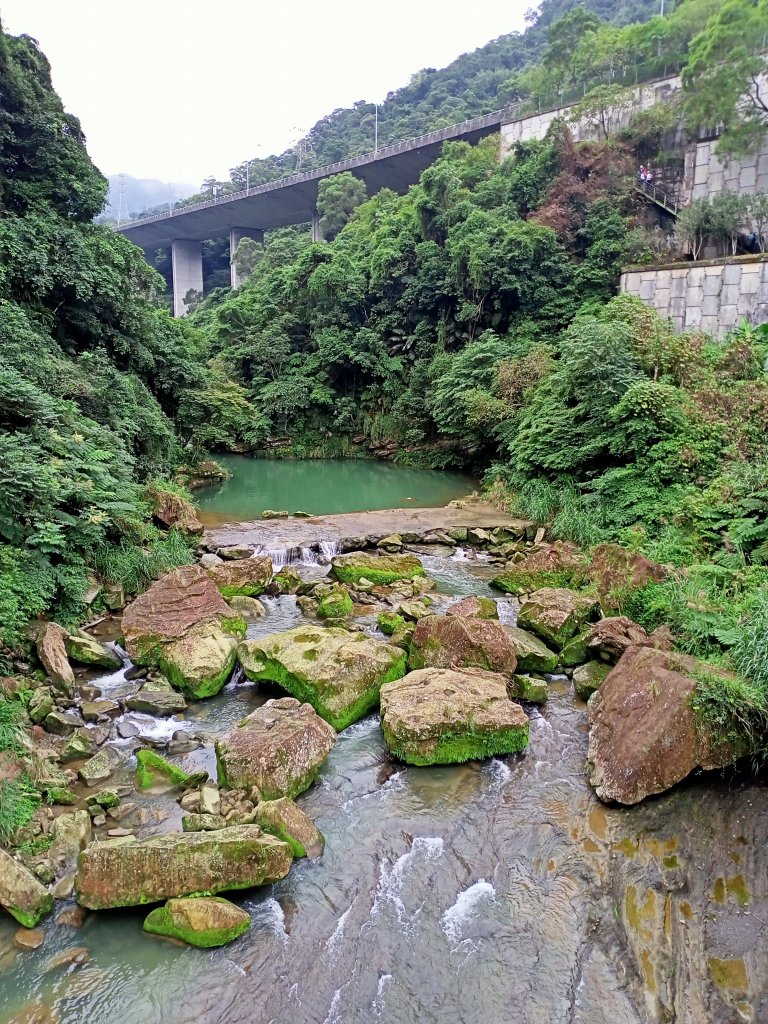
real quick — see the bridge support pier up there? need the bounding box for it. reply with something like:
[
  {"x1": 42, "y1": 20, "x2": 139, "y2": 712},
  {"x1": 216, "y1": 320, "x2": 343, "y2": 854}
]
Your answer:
[
  {"x1": 229, "y1": 227, "x2": 264, "y2": 288},
  {"x1": 171, "y1": 239, "x2": 203, "y2": 317},
  {"x1": 311, "y1": 209, "x2": 322, "y2": 243}
]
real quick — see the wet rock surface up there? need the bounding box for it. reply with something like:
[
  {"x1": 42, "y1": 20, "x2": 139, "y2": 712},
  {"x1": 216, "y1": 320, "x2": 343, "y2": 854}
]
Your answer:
[
  {"x1": 409, "y1": 615, "x2": 518, "y2": 677},
  {"x1": 143, "y1": 896, "x2": 250, "y2": 948}
]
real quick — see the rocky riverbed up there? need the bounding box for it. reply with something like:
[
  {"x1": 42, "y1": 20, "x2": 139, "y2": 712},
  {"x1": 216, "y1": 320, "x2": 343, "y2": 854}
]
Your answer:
[{"x1": 2, "y1": 506, "x2": 767, "y2": 1024}]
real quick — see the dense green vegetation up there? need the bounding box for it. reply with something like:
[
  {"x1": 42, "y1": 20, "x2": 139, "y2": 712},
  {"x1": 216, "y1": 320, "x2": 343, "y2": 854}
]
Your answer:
[{"x1": 0, "y1": 26, "x2": 261, "y2": 657}]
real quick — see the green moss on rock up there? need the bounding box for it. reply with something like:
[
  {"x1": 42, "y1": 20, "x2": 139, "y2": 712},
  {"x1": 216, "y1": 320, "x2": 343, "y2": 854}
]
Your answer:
[
  {"x1": 143, "y1": 896, "x2": 250, "y2": 948},
  {"x1": 331, "y1": 551, "x2": 425, "y2": 586},
  {"x1": 135, "y1": 749, "x2": 207, "y2": 790}
]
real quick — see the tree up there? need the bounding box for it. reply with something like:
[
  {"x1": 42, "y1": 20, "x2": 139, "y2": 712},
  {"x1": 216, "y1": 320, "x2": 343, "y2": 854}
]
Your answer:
[
  {"x1": 746, "y1": 191, "x2": 768, "y2": 251},
  {"x1": 316, "y1": 173, "x2": 368, "y2": 241},
  {"x1": 569, "y1": 83, "x2": 635, "y2": 139},
  {"x1": 708, "y1": 191, "x2": 747, "y2": 255},
  {"x1": 674, "y1": 197, "x2": 711, "y2": 260},
  {"x1": 682, "y1": 0, "x2": 768, "y2": 157}
]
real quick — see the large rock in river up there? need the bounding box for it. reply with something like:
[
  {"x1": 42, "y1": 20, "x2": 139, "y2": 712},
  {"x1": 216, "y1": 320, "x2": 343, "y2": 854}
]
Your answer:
[
  {"x1": 503, "y1": 626, "x2": 558, "y2": 673},
  {"x1": 589, "y1": 542, "x2": 668, "y2": 612},
  {"x1": 0, "y1": 849, "x2": 54, "y2": 927},
  {"x1": 34, "y1": 622, "x2": 74, "y2": 690},
  {"x1": 584, "y1": 616, "x2": 674, "y2": 664},
  {"x1": 380, "y1": 667, "x2": 529, "y2": 765},
  {"x1": 205, "y1": 556, "x2": 272, "y2": 597},
  {"x1": 517, "y1": 588, "x2": 599, "y2": 650},
  {"x1": 409, "y1": 616, "x2": 517, "y2": 677},
  {"x1": 587, "y1": 646, "x2": 738, "y2": 806},
  {"x1": 143, "y1": 896, "x2": 250, "y2": 948},
  {"x1": 122, "y1": 565, "x2": 245, "y2": 699},
  {"x1": 237, "y1": 626, "x2": 407, "y2": 730},
  {"x1": 216, "y1": 696, "x2": 336, "y2": 798},
  {"x1": 446, "y1": 596, "x2": 498, "y2": 620},
  {"x1": 491, "y1": 541, "x2": 587, "y2": 595},
  {"x1": 331, "y1": 551, "x2": 425, "y2": 586},
  {"x1": 65, "y1": 631, "x2": 122, "y2": 670},
  {"x1": 75, "y1": 825, "x2": 292, "y2": 909}
]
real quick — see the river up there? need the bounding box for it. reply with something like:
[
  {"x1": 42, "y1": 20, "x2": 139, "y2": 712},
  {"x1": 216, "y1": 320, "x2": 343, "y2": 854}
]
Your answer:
[
  {"x1": 195, "y1": 456, "x2": 476, "y2": 526},
  {"x1": 3, "y1": 537, "x2": 767, "y2": 1024}
]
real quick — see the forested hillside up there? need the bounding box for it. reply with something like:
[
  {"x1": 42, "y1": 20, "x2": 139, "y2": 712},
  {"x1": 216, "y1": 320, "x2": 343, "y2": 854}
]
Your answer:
[
  {"x1": 150, "y1": 0, "x2": 662, "y2": 217},
  {"x1": 0, "y1": 26, "x2": 261, "y2": 657}
]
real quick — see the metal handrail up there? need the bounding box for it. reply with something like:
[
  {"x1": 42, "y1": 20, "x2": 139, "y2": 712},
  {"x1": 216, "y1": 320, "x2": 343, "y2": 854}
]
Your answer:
[{"x1": 634, "y1": 178, "x2": 680, "y2": 216}]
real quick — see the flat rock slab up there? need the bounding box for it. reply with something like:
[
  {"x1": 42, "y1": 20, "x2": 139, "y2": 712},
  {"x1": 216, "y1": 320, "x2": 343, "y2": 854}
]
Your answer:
[
  {"x1": 75, "y1": 825, "x2": 292, "y2": 909},
  {"x1": 144, "y1": 896, "x2": 250, "y2": 948},
  {"x1": 380, "y1": 667, "x2": 530, "y2": 766},
  {"x1": 203, "y1": 502, "x2": 530, "y2": 549},
  {"x1": 587, "y1": 646, "x2": 737, "y2": 806},
  {"x1": 124, "y1": 677, "x2": 188, "y2": 716},
  {"x1": 216, "y1": 696, "x2": 336, "y2": 798},
  {"x1": 409, "y1": 616, "x2": 518, "y2": 676},
  {"x1": 0, "y1": 849, "x2": 54, "y2": 928},
  {"x1": 238, "y1": 626, "x2": 407, "y2": 730},
  {"x1": 331, "y1": 552, "x2": 424, "y2": 586}
]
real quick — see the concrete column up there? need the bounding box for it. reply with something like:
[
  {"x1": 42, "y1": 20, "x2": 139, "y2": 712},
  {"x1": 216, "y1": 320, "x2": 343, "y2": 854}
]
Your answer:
[
  {"x1": 229, "y1": 227, "x2": 264, "y2": 289},
  {"x1": 311, "y1": 209, "x2": 323, "y2": 243},
  {"x1": 171, "y1": 239, "x2": 203, "y2": 317}
]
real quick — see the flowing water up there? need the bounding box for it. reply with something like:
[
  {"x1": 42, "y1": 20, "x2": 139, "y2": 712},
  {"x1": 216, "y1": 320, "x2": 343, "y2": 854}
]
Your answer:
[
  {"x1": 195, "y1": 456, "x2": 475, "y2": 526},
  {"x1": 3, "y1": 552, "x2": 768, "y2": 1024}
]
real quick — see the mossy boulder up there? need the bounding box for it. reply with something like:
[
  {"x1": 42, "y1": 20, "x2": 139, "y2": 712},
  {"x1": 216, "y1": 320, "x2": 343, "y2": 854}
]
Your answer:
[
  {"x1": 512, "y1": 674, "x2": 548, "y2": 704},
  {"x1": 122, "y1": 565, "x2": 246, "y2": 700},
  {"x1": 397, "y1": 599, "x2": 434, "y2": 622},
  {"x1": 34, "y1": 622, "x2": 74, "y2": 690},
  {"x1": 135, "y1": 750, "x2": 207, "y2": 790},
  {"x1": 252, "y1": 798, "x2": 323, "y2": 858},
  {"x1": 377, "y1": 612, "x2": 406, "y2": 635},
  {"x1": 0, "y1": 849, "x2": 54, "y2": 928},
  {"x1": 316, "y1": 586, "x2": 353, "y2": 619},
  {"x1": 216, "y1": 696, "x2": 336, "y2": 799},
  {"x1": 409, "y1": 616, "x2": 517, "y2": 677},
  {"x1": 573, "y1": 661, "x2": 612, "y2": 700},
  {"x1": 65, "y1": 632, "x2": 122, "y2": 670},
  {"x1": 60, "y1": 728, "x2": 95, "y2": 763},
  {"x1": 28, "y1": 687, "x2": 55, "y2": 724},
  {"x1": 559, "y1": 633, "x2": 589, "y2": 667},
  {"x1": 143, "y1": 896, "x2": 250, "y2": 948},
  {"x1": 446, "y1": 596, "x2": 498, "y2": 620},
  {"x1": 585, "y1": 616, "x2": 674, "y2": 664},
  {"x1": 589, "y1": 543, "x2": 668, "y2": 613},
  {"x1": 205, "y1": 556, "x2": 273, "y2": 598},
  {"x1": 237, "y1": 626, "x2": 407, "y2": 730},
  {"x1": 331, "y1": 551, "x2": 425, "y2": 587},
  {"x1": 75, "y1": 825, "x2": 292, "y2": 909},
  {"x1": 78, "y1": 745, "x2": 124, "y2": 786},
  {"x1": 503, "y1": 626, "x2": 558, "y2": 673},
  {"x1": 380, "y1": 667, "x2": 529, "y2": 766},
  {"x1": 490, "y1": 542, "x2": 587, "y2": 595},
  {"x1": 124, "y1": 677, "x2": 188, "y2": 716},
  {"x1": 517, "y1": 588, "x2": 600, "y2": 650}
]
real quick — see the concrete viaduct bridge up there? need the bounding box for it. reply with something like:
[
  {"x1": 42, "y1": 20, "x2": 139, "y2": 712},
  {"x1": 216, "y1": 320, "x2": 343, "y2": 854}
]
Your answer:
[{"x1": 117, "y1": 110, "x2": 508, "y2": 315}]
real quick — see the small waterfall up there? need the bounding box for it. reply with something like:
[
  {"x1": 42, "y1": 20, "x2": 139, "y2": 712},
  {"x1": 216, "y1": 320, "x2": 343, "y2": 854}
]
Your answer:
[{"x1": 256, "y1": 539, "x2": 340, "y2": 567}]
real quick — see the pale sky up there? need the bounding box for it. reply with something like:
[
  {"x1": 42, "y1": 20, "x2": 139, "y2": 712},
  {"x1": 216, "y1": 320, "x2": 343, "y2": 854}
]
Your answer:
[{"x1": 0, "y1": 0, "x2": 531, "y2": 187}]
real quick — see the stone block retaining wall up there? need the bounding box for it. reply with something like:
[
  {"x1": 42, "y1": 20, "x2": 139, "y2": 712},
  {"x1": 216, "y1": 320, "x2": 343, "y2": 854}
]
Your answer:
[{"x1": 620, "y1": 257, "x2": 768, "y2": 337}]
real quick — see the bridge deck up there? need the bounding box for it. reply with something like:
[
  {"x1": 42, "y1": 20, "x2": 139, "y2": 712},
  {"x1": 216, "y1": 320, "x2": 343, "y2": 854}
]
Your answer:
[{"x1": 117, "y1": 110, "x2": 506, "y2": 249}]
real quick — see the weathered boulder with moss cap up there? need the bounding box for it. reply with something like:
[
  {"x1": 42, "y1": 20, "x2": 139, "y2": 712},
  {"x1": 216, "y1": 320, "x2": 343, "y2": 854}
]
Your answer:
[
  {"x1": 587, "y1": 647, "x2": 739, "y2": 806},
  {"x1": 124, "y1": 676, "x2": 187, "y2": 716},
  {"x1": 517, "y1": 588, "x2": 599, "y2": 650},
  {"x1": 237, "y1": 626, "x2": 407, "y2": 730},
  {"x1": 380, "y1": 667, "x2": 529, "y2": 765},
  {"x1": 253, "y1": 798, "x2": 323, "y2": 857},
  {"x1": 491, "y1": 542, "x2": 587, "y2": 595},
  {"x1": 0, "y1": 849, "x2": 54, "y2": 927},
  {"x1": 216, "y1": 696, "x2": 336, "y2": 798},
  {"x1": 503, "y1": 626, "x2": 558, "y2": 673},
  {"x1": 573, "y1": 660, "x2": 611, "y2": 700},
  {"x1": 122, "y1": 565, "x2": 245, "y2": 699},
  {"x1": 143, "y1": 896, "x2": 250, "y2": 948},
  {"x1": 316, "y1": 585, "x2": 353, "y2": 619},
  {"x1": 75, "y1": 825, "x2": 292, "y2": 909},
  {"x1": 331, "y1": 551, "x2": 424, "y2": 587},
  {"x1": 409, "y1": 616, "x2": 517, "y2": 677},
  {"x1": 205, "y1": 556, "x2": 272, "y2": 598},
  {"x1": 446, "y1": 596, "x2": 498, "y2": 620}
]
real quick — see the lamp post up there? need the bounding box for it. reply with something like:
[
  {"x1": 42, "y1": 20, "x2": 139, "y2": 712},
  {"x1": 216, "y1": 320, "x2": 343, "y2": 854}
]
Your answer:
[{"x1": 374, "y1": 102, "x2": 378, "y2": 154}]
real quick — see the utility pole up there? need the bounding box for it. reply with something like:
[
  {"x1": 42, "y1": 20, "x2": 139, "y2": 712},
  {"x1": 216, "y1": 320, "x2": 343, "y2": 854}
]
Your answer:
[{"x1": 374, "y1": 103, "x2": 379, "y2": 154}]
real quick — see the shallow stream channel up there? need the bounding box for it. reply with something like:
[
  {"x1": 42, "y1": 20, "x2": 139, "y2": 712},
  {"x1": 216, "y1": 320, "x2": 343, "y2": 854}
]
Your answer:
[{"x1": 3, "y1": 524, "x2": 768, "y2": 1023}]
